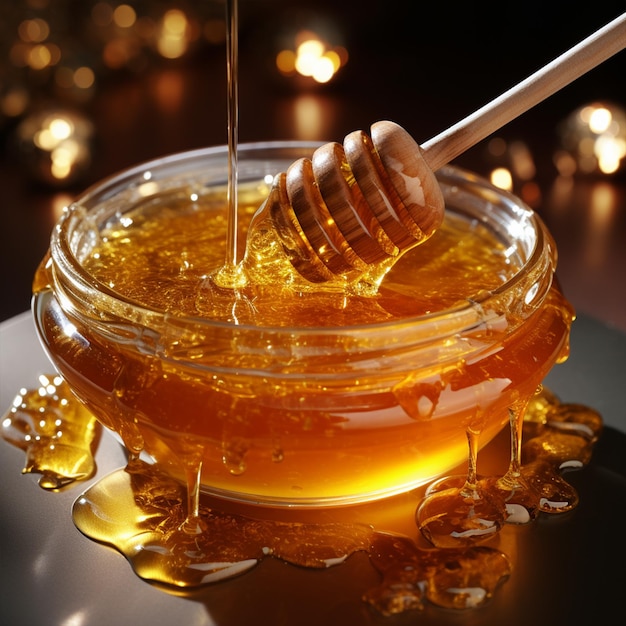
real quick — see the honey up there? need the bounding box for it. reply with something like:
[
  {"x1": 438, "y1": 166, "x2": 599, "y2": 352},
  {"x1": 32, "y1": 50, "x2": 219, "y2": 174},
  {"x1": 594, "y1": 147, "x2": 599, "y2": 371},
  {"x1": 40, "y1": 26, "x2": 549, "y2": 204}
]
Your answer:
[
  {"x1": 31, "y1": 163, "x2": 573, "y2": 507},
  {"x1": 0, "y1": 0, "x2": 609, "y2": 614},
  {"x1": 2, "y1": 376, "x2": 602, "y2": 614},
  {"x1": 1, "y1": 373, "x2": 98, "y2": 489},
  {"x1": 2, "y1": 145, "x2": 603, "y2": 617}
]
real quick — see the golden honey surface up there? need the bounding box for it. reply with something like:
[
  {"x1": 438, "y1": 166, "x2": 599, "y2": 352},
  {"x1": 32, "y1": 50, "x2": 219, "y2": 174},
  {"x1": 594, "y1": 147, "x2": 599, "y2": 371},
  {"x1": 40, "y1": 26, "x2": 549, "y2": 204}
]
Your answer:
[{"x1": 81, "y1": 185, "x2": 516, "y2": 323}]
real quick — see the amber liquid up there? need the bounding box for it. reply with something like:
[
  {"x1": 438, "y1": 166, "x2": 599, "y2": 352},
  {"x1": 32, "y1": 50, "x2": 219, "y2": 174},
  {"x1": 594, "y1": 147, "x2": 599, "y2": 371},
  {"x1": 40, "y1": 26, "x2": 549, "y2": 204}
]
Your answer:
[{"x1": 33, "y1": 180, "x2": 573, "y2": 505}]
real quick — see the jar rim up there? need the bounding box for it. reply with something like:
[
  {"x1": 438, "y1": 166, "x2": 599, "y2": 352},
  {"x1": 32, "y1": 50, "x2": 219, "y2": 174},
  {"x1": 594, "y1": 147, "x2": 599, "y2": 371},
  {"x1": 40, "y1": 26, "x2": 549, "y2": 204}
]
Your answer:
[{"x1": 48, "y1": 141, "x2": 554, "y2": 338}]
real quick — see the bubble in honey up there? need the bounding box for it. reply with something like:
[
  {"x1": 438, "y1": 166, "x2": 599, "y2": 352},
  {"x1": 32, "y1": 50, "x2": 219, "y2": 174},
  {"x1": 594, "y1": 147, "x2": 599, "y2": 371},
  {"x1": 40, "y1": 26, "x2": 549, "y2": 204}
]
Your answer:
[
  {"x1": 222, "y1": 435, "x2": 249, "y2": 475},
  {"x1": 271, "y1": 440, "x2": 284, "y2": 463},
  {"x1": 1, "y1": 373, "x2": 100, "y2": 489}
]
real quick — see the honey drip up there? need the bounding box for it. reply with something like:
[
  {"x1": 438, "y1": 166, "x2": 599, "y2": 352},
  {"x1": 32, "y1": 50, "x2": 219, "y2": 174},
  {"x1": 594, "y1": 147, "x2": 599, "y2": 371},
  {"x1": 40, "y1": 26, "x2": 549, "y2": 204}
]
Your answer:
[
  {"x1": 2, "y1": 378, "x2": 602, "y2": 615},
  {"x1": 213, "y1": 0, "x2": 242, "y2": 288},
  {"x1": 416, "y1": 424, "x2": 508, "y2": 548},
  {"x1": 416, "y1": 387, "x2": 603, "y2": 547}
]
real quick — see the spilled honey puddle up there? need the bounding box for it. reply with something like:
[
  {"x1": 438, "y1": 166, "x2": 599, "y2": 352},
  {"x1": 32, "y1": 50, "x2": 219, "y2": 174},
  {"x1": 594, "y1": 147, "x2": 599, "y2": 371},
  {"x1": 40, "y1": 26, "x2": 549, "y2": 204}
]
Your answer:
[{"x1": 2, "y1": 376, "x2": 602, "y2": 615}]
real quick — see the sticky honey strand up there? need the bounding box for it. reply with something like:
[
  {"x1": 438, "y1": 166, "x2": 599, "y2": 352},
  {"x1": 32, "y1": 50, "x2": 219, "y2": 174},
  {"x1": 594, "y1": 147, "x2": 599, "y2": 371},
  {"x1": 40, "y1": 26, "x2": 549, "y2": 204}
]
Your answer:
[{"x1": 1, "y1": 380, "x2": 602, "y2": 614}]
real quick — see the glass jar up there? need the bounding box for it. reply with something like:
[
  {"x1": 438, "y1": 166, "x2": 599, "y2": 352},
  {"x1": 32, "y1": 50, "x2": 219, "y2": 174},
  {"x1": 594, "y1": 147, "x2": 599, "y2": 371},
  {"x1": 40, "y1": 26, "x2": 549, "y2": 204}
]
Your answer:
[{"x1": 32, "y1": 142, "x2": 573, "y2": 506}]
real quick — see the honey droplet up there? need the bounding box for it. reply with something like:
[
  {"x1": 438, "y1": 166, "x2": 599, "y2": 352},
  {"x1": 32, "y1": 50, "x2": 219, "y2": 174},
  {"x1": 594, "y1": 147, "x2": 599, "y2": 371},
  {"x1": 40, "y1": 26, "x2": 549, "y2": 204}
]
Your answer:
[{"x1": 521, "y1": 392, "x2": 603, "y2": 514}]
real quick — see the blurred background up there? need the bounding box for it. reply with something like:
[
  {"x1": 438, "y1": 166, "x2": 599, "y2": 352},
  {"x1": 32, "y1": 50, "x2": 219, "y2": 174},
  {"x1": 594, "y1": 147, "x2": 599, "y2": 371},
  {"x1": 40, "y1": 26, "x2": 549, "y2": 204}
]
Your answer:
[{"x1": 1, "y1": 0, "x2": 625, "y2": 330}]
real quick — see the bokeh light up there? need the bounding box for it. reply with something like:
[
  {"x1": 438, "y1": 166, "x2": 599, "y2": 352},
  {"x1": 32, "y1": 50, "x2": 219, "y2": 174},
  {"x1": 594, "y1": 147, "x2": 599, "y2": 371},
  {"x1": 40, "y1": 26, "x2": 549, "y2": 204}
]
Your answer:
[
  {"x1": 276, "y1": 29, "x2": 347, "y2": 84},
  {"x1": 157, "y1": 9, "x2": 191, "y2": 59},
  {"x1": 15, "y1": 109, "x2": 94, "y2": 186},
  {"x1": 486, "y1": 137, "x2": 541, "y2": 206},
  {"x1": 559, "y1": 102, "x2": 626, "y2": 175}
]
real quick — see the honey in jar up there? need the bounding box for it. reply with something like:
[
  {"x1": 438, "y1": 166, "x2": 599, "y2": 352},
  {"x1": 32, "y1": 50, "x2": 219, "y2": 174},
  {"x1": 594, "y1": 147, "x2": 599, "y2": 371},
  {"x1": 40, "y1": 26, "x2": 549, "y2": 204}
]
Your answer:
[{"x1": 32, "y1": 143, "x2": 573, "y2": 507}]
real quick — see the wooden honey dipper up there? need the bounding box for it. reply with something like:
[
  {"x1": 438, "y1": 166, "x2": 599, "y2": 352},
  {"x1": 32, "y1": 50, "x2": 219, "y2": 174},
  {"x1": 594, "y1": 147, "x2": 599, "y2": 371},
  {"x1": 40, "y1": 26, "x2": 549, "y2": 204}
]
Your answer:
[{"x1": 253, "y1": 13, "x2": 625, "y2": 284}]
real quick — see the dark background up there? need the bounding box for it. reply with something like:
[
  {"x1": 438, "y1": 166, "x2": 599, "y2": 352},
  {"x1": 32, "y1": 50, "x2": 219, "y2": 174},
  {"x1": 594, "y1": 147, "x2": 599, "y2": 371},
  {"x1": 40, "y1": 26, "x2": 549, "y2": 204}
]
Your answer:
[{"x1": 1, "y1": 0, "x2": 625, "y2": 328}]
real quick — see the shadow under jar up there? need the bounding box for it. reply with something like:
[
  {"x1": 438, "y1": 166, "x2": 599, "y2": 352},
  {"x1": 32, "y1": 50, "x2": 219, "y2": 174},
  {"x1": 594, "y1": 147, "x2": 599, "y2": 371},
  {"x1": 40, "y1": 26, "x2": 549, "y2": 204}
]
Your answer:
[{"x1": 32, "y1": 142, "x2": 574, "y2": 507}]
